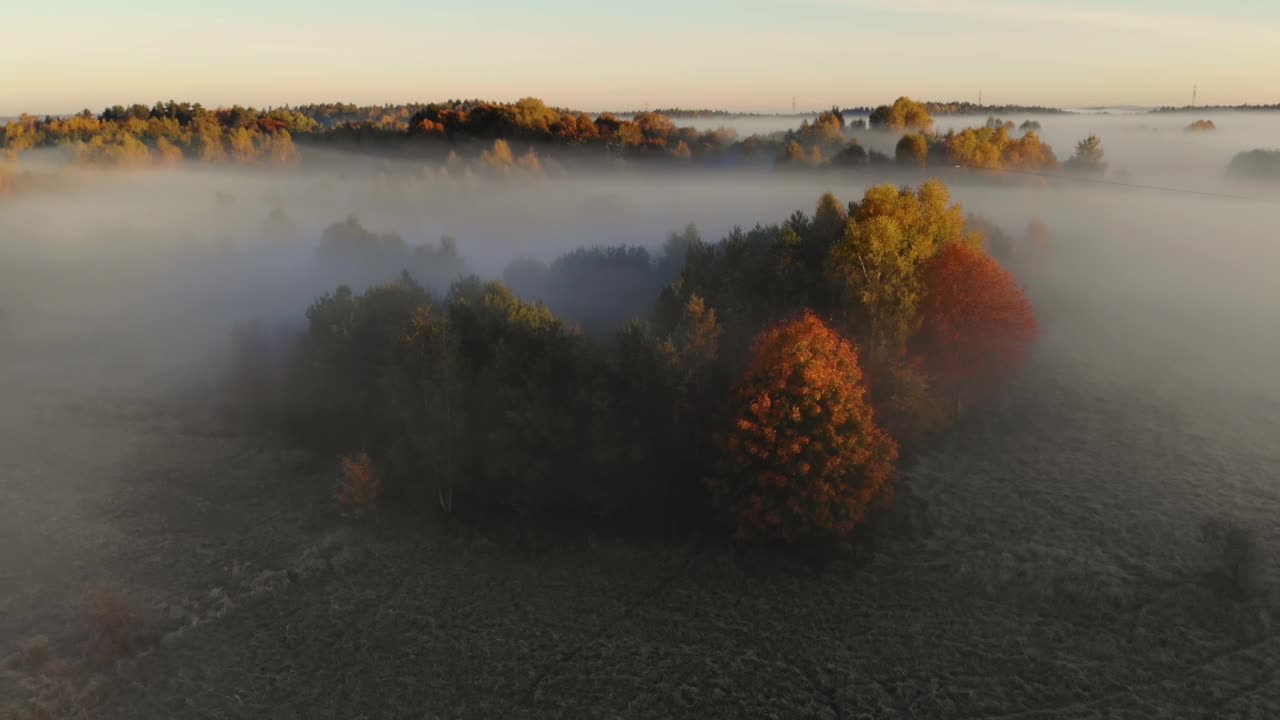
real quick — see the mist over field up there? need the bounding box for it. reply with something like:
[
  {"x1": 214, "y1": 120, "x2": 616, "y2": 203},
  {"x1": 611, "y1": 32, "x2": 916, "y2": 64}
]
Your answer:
[
  {"x1": 4, "y1": 111, "x2": 1278, "y2": 381},
  {"x1": 3, "y1": 106, "x2": 1280, "y2": 717}
]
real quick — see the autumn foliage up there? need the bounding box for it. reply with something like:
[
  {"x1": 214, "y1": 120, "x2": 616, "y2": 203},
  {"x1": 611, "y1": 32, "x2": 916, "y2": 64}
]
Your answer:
[
  {"x1": 234, "y1": 179, "x2": 1037, "y2": 543},
  {"x1": 917, "y1": 242, "x2": 1038, "y2": 407},
  {"x1": 712, "y1": 311, "x2": 898, "y2": 543}
]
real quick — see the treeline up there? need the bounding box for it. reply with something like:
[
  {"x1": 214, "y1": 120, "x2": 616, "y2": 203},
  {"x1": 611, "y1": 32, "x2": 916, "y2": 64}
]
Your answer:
[
  {"x1": 0, "y1": 95, "x2": 1106, "y2": 177},
  {"x1": 1152, "y1": 103, "x2": 1280, "y2": 113},
  {"x1": 231, "y1": 179, "x2": 1039, "y2": 543},
  {"x1": 922, "y1": 101, "x2": 1067, "y2": 115},
  {"x1": 892, "y1": 120, "x2": 1108, "y2": 174},
  {"x1": 0, "y1": 101, "x2": 315, "y2": 165}
]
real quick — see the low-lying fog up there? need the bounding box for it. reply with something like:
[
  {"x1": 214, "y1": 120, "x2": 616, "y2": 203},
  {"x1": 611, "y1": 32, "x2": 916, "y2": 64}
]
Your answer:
[
  {"x1": 1, "y1": 112, "x2": 1278, "y2": 452},
  {"x1": 680, "y1": 110, "x2": 1279, "y2": 190}
]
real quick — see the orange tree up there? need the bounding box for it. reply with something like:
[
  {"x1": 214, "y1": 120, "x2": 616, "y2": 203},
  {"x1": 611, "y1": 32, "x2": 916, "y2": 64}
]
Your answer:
[
  {"x1": 917, "y1": 242, "x2": 1038, "y2": 410},
  {"x1": 710, "y1": 310, "x2": 898, "y2": 543}
]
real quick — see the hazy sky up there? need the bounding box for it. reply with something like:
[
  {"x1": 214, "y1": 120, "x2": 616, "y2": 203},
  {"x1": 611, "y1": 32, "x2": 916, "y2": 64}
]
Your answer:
[{"x1": 5, "y1": 0, "x2": 1279, "y2": 114}]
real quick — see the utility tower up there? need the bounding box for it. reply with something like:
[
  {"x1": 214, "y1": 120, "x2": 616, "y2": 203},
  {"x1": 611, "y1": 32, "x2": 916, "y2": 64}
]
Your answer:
[
  {"x1": 792, "y1": 96, "x2": 796, "y2": 113},
  {"x1": 1192, "y1": 84, "x2": 1197, "y2": 108}
]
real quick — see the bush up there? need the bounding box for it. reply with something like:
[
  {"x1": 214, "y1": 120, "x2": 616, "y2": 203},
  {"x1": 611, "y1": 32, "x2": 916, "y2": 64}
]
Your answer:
[
  {"x1": 1185, "y1": 119, "x2": 1216, "y2": 132},
  {"x1": 1199, "y1": 516, "x2": 1264, "y2": 599},
  {"x1": 336, "y1": 453, "x2": 381, "y2": 511},
  {"x1": 82, "y1": 585, "x2": 142, "y2": 666},
  {"x1": 710, "y1": 310, "x2": 898, "y2": 543}
]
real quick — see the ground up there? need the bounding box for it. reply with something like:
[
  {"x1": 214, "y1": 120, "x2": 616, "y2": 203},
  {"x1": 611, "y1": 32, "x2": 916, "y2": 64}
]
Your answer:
[{"x1": 2, "y1": 319, "x2": 1278, "y2": 720}]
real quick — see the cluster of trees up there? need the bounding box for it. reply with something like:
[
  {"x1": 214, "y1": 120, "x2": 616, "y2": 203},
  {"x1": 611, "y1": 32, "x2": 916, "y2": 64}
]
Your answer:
[
  {"x1": 1227, "y1": 149, "x2": 1280, "y2": 181},
  {"x1": 1185, "y1": 119, "x2": 1217, "y2": 132},
  {"x1": 291, "y1": 102, "x2": 428, "y2": 128},
  {"x1": 502, "y1": 228, "x2": 693, "y2": 333},
  {"x1": 0, "y1": 96, "x2": 1098, "y2": 179},
  {"x1": 922, "y1": 101, "x2": 1066, "y2": 115},
  {"x1": 0, "y1": 102, "x2": 313, "y2": 166},
  {"x1": 314, "y1": 216, "x2": 466, "y2": 291},
  {"x1": 233, "y1": 180, "x2": 1038, "y2": 544},
  {"x1": 869, "y1": 97, "x2": 934, "y2": 131},
  {"x1": 774, "y1": 109, "x2": 885, "y2": 168},
  {"x1": 888, "y1": 122, "x2": 1109, "y2": 174},
  {"x1": 895, "y1": 123, "x2": 1060, "y2": 171}
]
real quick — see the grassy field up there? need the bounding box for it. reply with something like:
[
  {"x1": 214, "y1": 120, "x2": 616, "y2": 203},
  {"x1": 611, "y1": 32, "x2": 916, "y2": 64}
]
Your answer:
[{"x1": 2, "y1": 304, "x2": 1277, "y2": 719}]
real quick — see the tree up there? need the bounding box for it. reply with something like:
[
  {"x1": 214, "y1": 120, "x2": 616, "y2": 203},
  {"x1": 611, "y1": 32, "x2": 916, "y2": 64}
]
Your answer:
[
  {"x1": 943, "y1": 126, "x2": 1058, "y2": 171},
  {"x1": 869, "y1": 97, "x2": 933, "y2": 131},
  {"x1": 831, "y1": 141, "x2": 868, "y2": 167},
  {"x1": 916, "y1": 242, "x2": 1038, "y2": 411},
  {"x1": 711, "y1": 310, "x2": 898, "y2": 543},
  {"x1": 670, "y1": 294, "x2": 722, "y2": 373},
  {"x1": 481, "y1": 138, "x2": 515, "y2": 168},
  {"x1": 1065, "y1": 134, "x2": 1107, "y2": 173},
  {"x1": 396, "y1": 305, "x2": 464, "y2": 511},
  {"x1": 895, "y1": 133, "x2": 929, "y2": 167},
  {"x1": 827, "y1": 179, "x2": 978, "y2": 352}
]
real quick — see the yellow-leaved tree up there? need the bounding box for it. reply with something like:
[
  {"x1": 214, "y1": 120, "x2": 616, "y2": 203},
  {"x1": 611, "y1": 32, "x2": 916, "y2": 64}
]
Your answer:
[{"x1": 827, "y1": 179, "x2": 979, "y2": 353}]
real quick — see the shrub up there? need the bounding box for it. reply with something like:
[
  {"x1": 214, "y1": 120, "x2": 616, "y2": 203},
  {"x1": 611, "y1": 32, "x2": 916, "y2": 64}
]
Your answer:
[
  {"x1": 82, "y1": 584, "x2": 142, "y2": 666},
  {"x1": 1185, "y1": 119, "x2": 1216, "y2": 132},
  {"x1": 710, "y1": 311, "x2": 898, "y2": 543},
  {"x1": 1199, "y1": 516, "x2": 1264, "y2": 599},
  {"x1": 336, "y1": 453, "x2": 381, "y2": 511},
  {"x1": 8, "y1": 635, "x2": 51, "y2": 673}
]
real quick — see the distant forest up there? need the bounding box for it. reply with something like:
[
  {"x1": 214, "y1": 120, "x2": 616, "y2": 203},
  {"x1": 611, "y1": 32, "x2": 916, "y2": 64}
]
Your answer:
[
  {"x1": 14, "y1": 95, "x2": 1266, "y2": 184},
  {"x1": 1151, "y1": 103, "x2": 1280, "y2": 113},
  {"x1": 920, "y1": 101, "x2": 1068, "y2": 115}
]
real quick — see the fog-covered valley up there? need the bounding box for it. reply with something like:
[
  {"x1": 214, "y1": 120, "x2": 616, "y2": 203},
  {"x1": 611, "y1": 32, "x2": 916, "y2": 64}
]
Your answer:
[{"x1": 3, "y1": 108, "x2": 1280, "y2": 718}]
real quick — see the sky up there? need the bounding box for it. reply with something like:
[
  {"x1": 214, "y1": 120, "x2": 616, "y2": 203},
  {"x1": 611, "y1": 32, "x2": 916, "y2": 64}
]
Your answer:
[{"x1": 4, "y1": 0, "x2": 1279, "y2": 115}]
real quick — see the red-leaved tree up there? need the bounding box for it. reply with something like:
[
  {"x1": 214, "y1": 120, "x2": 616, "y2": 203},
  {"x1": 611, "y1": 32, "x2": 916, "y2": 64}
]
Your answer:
[
  {"x1": 711, "y1": 310, "x2": 899, "y2": 543},
  {"x1": 917, "y1": 242, "x2": 1038, "y2": 410}
]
